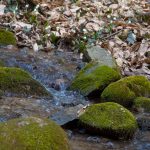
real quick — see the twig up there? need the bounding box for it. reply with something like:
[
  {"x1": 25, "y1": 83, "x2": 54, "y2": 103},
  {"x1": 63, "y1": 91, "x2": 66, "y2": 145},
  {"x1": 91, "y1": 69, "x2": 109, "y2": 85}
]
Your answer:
[{"x1": 101, "y1": 28, "x2": 124, "y2": 41}]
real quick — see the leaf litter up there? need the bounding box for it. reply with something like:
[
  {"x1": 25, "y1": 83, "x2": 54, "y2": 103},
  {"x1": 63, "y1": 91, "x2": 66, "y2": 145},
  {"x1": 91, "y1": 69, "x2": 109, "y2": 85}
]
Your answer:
[{"x1": 0, "y1": 0, "x2": 150, "y2": 78}]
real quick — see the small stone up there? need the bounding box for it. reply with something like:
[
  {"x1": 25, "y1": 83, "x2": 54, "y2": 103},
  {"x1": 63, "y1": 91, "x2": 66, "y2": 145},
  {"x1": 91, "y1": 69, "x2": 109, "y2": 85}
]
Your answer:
[
  {"x1": 87, "y1": 136, "x2": 101, "y2": 143},
  {"x1": 51, "y1": 79, "x2": 67, "y2": 91},
  {"x1": 105, "y1": 141, "x2": 115, "y2": 149}
]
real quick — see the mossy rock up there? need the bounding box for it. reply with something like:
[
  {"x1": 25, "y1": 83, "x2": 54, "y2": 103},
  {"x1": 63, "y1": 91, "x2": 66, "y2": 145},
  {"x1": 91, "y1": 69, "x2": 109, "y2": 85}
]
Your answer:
[
  {"x1": 70, "y1": 62, "x2": 121, "y2": 96},
  {"x1": 0, "y1": 60, "x2": 5, "y2": 67},
  {"x1": 0, "y1": 67, "x2": 51, "y2": 97},
  {"x1": 133, "y1": 97, "x2": 150, "y2": 113},
  {"x1": 101, "y1": 76, "x2": 150, "y2": 107},
  {"x1": 0, "y1": 117, "x2": 70, "y2": 150},
  {"x1": 79, "y1": 102, "x2": 137, "y2": 140},
  {"x1": 0, "y1": 29, "x2": 16, "y2": 45}
]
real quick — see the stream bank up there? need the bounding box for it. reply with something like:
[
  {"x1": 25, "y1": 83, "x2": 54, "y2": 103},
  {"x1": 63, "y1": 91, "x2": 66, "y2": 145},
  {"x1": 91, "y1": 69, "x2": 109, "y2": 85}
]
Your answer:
[{"x1": 0, "y1": 46, "x2": 150, "y2": 150}]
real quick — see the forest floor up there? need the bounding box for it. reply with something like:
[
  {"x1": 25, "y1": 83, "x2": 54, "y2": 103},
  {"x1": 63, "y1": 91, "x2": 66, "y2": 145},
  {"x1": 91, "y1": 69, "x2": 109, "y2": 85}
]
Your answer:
[{"x1": 0, "y1": 0, "x2": 150, "y2": 77}]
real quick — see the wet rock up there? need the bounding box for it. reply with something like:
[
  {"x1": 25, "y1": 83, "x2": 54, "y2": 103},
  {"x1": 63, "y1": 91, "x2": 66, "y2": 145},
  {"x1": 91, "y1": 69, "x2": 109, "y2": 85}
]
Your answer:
[
  {"x1": 79, "y1": 102, "x2": 137, "y2": 140},
  {"x1": 87, "y1": 136, "x2": 101, "y2": 143},
  {"x1": 0, "y1": 97, "x2": 53, "y2": 121},
  {"x1": 83, "y1": 46, "x2": 117, "y2": 69},
  {"x1": 51, "y1": 78, "x2": 68, "y2": 91},
  {"x1": 105, "y1": 141, "x2": 115, "y2": 149},
  {"x1": 136, "y1": 113, "x2": 150, "y2": 130},
  {"x1": 0, "y1": 117, "x2": 70, "y2": 150},
  {"x1": 0, "y1": 29, "x2": 16, "y2": 45},
  {"x1": 0, "y1": 67, "x2": 51, "y2": 98},
  {"x1": 70, "y1": 61, "x2": 121, "y2": 96},
  {"x1": 66, "y1": 130, "x2": 73, "y2": 139},
  {"x1": 50, "y1": 104, "x2": 86, "y2": 125},
  {"x1": 101, "y1": 76, "x2": 150, "y2": 107}
]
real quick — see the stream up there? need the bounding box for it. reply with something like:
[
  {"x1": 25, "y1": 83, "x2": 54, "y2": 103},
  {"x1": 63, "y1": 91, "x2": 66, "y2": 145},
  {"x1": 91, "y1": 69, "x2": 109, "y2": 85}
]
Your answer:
[{"x1": 0, "y1": 46, "x2": 150, "y2": 150}]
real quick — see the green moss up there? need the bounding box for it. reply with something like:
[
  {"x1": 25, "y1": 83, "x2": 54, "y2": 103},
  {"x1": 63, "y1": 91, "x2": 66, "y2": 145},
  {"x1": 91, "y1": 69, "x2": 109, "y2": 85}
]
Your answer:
[
  {"x1": 79, "y1": 102, "x2": 137, "y2": 139},
  {"x1": 133, "y1": 97, "x2": 150, "y2": 113},
  {"x1": 0, "y1": 117, "x2": 70, "y2": 150},
  {"x1": 0, "y1": 67, "x2": 51, "y2": 97},
  {"x1": 0, "y1": 29, "x2": 16, "y2": 45},
  {"x1": 0, "y1": 60, "x2": 5, "y2": 67},
  {"x1": 101, "y1": 76, "x2": 150, "y2": 107},
  {"x1": 70, "y1": 62, "x2": 121, "y2": 96}
]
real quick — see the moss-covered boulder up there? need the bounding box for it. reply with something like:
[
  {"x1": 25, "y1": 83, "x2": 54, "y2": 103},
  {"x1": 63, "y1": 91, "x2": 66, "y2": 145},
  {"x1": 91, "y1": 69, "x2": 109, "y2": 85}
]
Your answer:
[
  {"x1": 101, "y1": 76, "x2": 150, "y2": 107},
  {"x1": 0, "y1": 60, "x2": 5, "y2": 67},
  {"x1": 70, "y1": 62, "x2": 121, "y2": 96},
  {"x1": 0, "y1": 117, "x2": 70, "y2": 150},
  {"x1": 0, "y1": 29, "x2": 16, "y2": 45},
  {"x1": 133, "y1": 97, "x2": 150, "y2": 113},
  {"x1": 79, "y1": 102, "x2": 137, "y2": 139},
  {"x1": 0, "y1": 67, "x2": 51, "y2": 97}
]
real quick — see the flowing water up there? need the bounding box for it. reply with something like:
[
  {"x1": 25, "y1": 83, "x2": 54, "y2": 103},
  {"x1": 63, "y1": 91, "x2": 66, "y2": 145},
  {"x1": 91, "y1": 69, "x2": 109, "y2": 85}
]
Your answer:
[{"x1": 0, "y1": 46, "x2": 150, "y2": 150}]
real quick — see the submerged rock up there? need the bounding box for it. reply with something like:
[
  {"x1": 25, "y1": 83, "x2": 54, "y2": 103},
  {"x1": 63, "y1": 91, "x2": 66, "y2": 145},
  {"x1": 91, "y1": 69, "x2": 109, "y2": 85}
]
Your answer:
[
  {"x1": 136, "y1": 113, "x2": 150, "y2": 130},
  {"x1": 101, "y1": 76, "x2": 150, "y2": 107},
  {"x1": 83, "y1": 46, "x2": 117, "y2": 69},
  {"x1": 0, "y1": 67, "x2": 51, "y2": 97},
  {"x1": 79, "y1": 102, "x2": 137, "y2": 140},
  {"x1": 133, "y1": 97, "x2": 150, "y2": 113},
  {"x1": 0, "y1": 117, "x2": 70, "y2": 150},
  {"x1": 70, "y1": 62, "x2": 121, "y2": 96},
  {"x1": 0, "y1": 29, "x2": 16, "y2": 45}
]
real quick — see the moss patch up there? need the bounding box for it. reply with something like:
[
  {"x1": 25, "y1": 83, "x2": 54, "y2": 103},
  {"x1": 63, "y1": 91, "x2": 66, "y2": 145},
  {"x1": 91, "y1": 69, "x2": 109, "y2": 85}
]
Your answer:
[
  {"x1": 0, "y1": 67, "x2": 51, "y2": 97},
  {"x1": 0, "y1": 117, "x2": 70, "y2": 150},
  {"x1": 0, "y1": 29, "x2": 16, "y2": 45},
  {"x1": 70, "y1": 62, "x2": 121, "y2": 96},
  {"x1": 79, "y1": 102, "x2": 137, "y2": 140},
  {"x1": 0, "y1": 60, "x2": 5, "y2": 67},
  {"x1": 101, "y1": 76, "x2": 150, "y2": 107},
  {"x1": 133, "y1": 97, "x2": 150, "y2": 113}
]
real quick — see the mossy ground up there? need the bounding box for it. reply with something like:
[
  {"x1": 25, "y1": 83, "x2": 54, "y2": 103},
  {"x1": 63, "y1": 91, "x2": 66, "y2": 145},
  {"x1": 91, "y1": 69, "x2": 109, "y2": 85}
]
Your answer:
[
  {"x1": 79, "y1": 102, "x2": 137, "y2": 140},
  {"x1": 70, "y1": 62, "x2": 121, "y2": 96},
  {"x1": 0, "y1": 117, "x2": 70, "y2": 150},
  {"x1": 0, "y1": 67, "x2": 50, "y2": 97},
  {"x1": 101, "y1": 76, "x2": 150, "y2": 107},
  {"x1": 133, "y1": 97, "x2": 150, "y2": 113},
  {"x1": 0, "y1": 29, "x2": 16, "y2": 45}
]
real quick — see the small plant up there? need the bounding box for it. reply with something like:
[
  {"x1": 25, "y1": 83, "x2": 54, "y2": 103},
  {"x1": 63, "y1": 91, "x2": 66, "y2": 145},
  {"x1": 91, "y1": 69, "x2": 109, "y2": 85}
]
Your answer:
[
  {"x1": 74, "y1": 39, "x2": 86, "y2": 52},
  {"x1": 50, "y1": 32, "x2": 60, "y2": 45}
]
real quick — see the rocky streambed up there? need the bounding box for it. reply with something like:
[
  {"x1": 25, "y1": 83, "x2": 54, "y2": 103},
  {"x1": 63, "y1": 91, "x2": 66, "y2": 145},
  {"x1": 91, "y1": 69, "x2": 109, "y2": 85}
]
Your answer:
[{"x1": 0, "y1": 46, "x2": 150, "y2": 150}]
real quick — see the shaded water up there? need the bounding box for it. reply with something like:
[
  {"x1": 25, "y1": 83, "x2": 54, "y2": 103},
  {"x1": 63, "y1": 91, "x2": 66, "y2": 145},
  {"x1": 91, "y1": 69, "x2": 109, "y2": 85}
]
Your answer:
[
  {"x1": 0, "y1": 46, "x2": 150, "y2": 150},
  {"x1": 69, "y1": 130, "x2": 150, "y2": 150}
]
